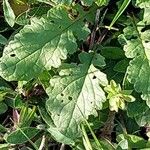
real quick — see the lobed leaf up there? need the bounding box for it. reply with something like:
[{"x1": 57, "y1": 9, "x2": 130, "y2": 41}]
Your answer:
[
  {"x1": 0, "y1": 7, "x2": 90, "y2": 81},
  {"x1": 46, "y1": 52, "x2": 108, "y2": 142},
  {"x1": 120, "y1": 4, "x2": 150, "y2": 106}
]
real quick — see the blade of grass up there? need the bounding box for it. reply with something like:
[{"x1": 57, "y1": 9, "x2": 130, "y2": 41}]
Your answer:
[
  {"x1": 83, "y1": 120, "x2": 103, "y2": 150},
  {"x1": 108, "y1": 0, "x2": 131, "y2": 30},
  {"x1": 19, "y1": 105, "x2": 36, "y2": 127},
  {"x1": 77, "y1": 105, "x2": 103, "y2": 149},
  {"x1": 81, "y1": 124, "x2": 93, "y2": 150}
]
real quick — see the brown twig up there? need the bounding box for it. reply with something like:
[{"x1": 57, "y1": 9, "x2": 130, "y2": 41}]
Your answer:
[
  {"x1": 100, "y1": 111, "x2": 116, "y2": 141},
  {"x1": 89, "y1": 9, "x2": 101, "y2": 50}
]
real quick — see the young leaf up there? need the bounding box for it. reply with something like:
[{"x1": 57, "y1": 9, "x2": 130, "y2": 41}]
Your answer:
[
  {"x1": 46, "y1": 52, "x2": 108, "y2": 141},
  {"x1": 0, "y1": 6, "x2": 90, "y2": 81},
  {"x1": 95, "y1": 0, "x2": 109, "y2": 6},
  {"x1": 3, "y1": 0, "x2": 15, "y2": 27},
  {"x1": 104, "y1": 80, "x2": 135, "y2": 112}
]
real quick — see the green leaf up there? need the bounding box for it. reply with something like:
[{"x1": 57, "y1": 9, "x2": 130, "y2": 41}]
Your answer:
[
  {"x1": 46, "y1": 52, "x2": 108, "y2": 142},
  {"x1": 0, "y1": 144, "x2": 10, "y2": 150},
  {"x1": 117, "y1": 134, "x2": 150, "y2": 149},
  {"x1": 81, "y1": 0, "x2": 93, "y2": 6},
  {"x1": 127, "y1": 100, "x2": 150, "y2": 126},
  {"x1": 113, "y1": 59, "x2": 129, "y2": 73},
  {"x1": 51, "y1": 0, "x2": 109, "y2": 6},
  {"x1": 94, "y1": 0, "x2": 109, "y2": 6},
  {"x1": 82, "y1": 0, "x2": 109, "y2": 6},
  {"x1": 51, "y1": 0, "x2": 72, "y2": 5},
  {"x1": 47, "y1": 126, "x2": 75, "y2": 145},
  {"x1": 6, "y1": 127, "x2": 40, "y2": 144},
  {"x1": 135, "y1": 109, "x2": 150, "y2": 126},
  {"x1": 120, "y1": 12, "x2": 150, "y2": 106},
  {"x1": 79, "y1": 52, "x2": 106, "y2": 68},
  {"x1": 38, "y1": 103, "x2": 75, "y2": 145},
  {"x1": 101, "y1": 47, "x2": 125, "y2": 60},
  {"x1": 36, "y1": 0, "x2": 55, "y2": 5},
  {"x1": 0, "y1": 35, "x2": 7, "y2": 45},
  {"x1": 0, "y1": 124, "x2": 7, "y2": 133},
  {"x1": 3, "y1": 0, "x2": 15, "y2": 27},
  {"x1": 0, "y1": 6, "x2": 90, "y2": 81},
  {"x1": 117, "y1": 139, "x2": 128, "y2": 150},
  {"x1": 15, "y1": 6, "x2": 50, "y2": 26},
  {"x1": 98, "y1": 139, "x2": 115, "y2": 150},
  {"x1": 0, "y1": 102, "x2": 8, "y2": 114},
  {"x1": 0, "y1": 87, "x2": 12, "y2": 102},
  {"x1": 144, "y1": 8, "x2": 150, "y2": 24},
  {"x1": 38, "y1": 104, "x2": 54, "y2": 127},
  {"x1": 136, "y1": 0, "x2": 150, "y2": 8}
]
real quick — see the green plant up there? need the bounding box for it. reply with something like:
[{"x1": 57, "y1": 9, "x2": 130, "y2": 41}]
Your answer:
[{"x1": 0, "y1": 0, "x2": 150, "y2": 149}]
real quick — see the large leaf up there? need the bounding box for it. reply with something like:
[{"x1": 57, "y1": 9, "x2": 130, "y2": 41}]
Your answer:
[
  {"x1": 0, "y1": 7, "x2": 89, "y2": 81},
  {"x1": 46, "y1": 52, "x2": 108, "y2": 142},
  {"x1": 120, "y1": 4, "x2": 150, "y2": 106}
]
